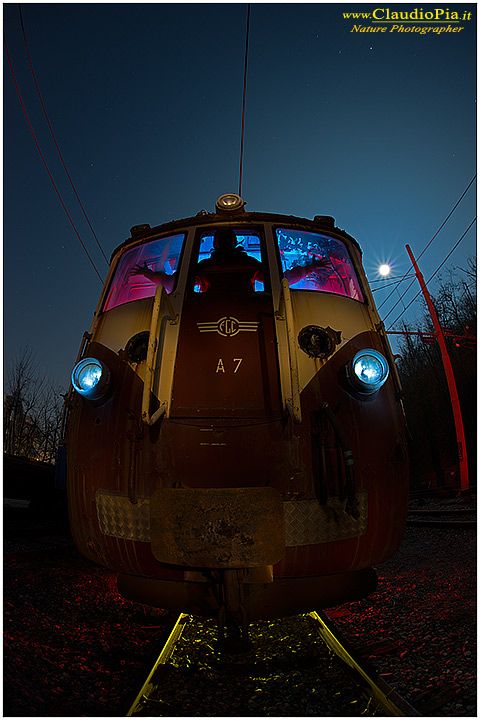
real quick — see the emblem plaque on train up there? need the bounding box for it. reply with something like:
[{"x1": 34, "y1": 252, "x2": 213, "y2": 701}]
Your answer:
[{"x1": 197, "y1": 316, "x2": 259, "y2": 337}]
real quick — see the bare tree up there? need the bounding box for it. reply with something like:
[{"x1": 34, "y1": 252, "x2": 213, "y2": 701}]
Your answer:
[
  {"x1": 433, "y1": 262, "x2": 477, "y2": 338},
  {"x1": 4, "y1": 347, "x2": 65, "y2": 462},
  {"x1": 36, "y1": 384, "x2": 64, "y2": 463},
  {"x1": 394, "y1": 259, "x2": 476, "y2": 490}
]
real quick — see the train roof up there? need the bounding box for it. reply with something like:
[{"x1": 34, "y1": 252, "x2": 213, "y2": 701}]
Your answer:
[{"x1": 111, "y1": 194, "x2": 362, "y2": 262}]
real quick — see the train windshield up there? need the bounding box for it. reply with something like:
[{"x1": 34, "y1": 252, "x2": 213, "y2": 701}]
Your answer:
[
  {"x1": 102, "y1": 234, "x2": 185, "y2": 312},
  {"x1": 277, "y1": 228, "x2": 364, "y2": 301},
  {"x1": 193, "y1": 230, "x2": 264, "y2": 294}
]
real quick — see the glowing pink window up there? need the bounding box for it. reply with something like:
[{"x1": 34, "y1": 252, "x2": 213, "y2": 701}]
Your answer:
[
  {"x1": 103, "y1": 234, "x2": 185, "y2": 312},
  {"x1": 276, "y1": 228, "x2": 364, "y2": 301}
]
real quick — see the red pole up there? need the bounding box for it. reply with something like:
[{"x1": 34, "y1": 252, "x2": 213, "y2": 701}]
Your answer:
[{"x1": 405, "y1": 244, "x2": 469, "y2": 492}]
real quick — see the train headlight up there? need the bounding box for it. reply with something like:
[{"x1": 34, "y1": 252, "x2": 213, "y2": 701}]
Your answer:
[
  {"x1": 71, "y1": 358, "x2": 111, "y2": 400},
  {"x1": 215, "y1": 193, "x2": 245, "y2": 212},
  {"x1": 346, "y1": 349, "x2": 389, "y2": 394}
]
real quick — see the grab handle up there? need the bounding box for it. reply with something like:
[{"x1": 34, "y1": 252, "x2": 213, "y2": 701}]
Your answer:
[
  {"x1": 142, "y1": 285, "x2": 178, "y2": 426},
  {"x1": 277, "y1": 279, "x2": 302, "y2": 423}
]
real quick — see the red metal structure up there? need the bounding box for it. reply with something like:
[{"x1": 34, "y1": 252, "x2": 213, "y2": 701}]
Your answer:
[{"x1": 405, "y1": 244, "x2": 469, "y2": 492}]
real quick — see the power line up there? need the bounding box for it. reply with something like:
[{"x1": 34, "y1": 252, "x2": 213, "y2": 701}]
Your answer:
[
  {"x1": 416, "y1": 175, "x2": 476, "y2": 263},
  {"x1": 386, "y1": 217, "x2": 477, "y2": 330},
  {"x1": 377, "y1": 174, "x2": 476, "y2": 312},
  {"x1": 18, "y1": 5, "x2": 109, "y2": 266},
  {"x1": 371, "y1": 276, "x2": 416, "y2": 292},
  {"x1": 380, "y1": 277, "x2": 417, "y2": 320},
  {"x1": 4, "y1": 33, "x2": 104, "y2": 284},
  {"x1": 238, "y1": 3, "x2": 251, "y2": 198},
  {"x1": 370, "y1": 274, "x2": 416, "y2": 283}
]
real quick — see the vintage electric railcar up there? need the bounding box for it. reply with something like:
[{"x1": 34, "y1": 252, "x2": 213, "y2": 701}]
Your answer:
[{"x1": 64, "y1": 193, "x2": 409, "y2": 641}]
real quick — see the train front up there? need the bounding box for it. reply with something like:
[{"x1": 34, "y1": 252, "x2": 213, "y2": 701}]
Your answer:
[{"x1": 65, "y1": 194, "x2": 409, "y2": 641}]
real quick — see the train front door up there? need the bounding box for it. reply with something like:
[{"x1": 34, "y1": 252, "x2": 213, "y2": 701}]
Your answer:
[{"x1": 170, "y1": 227, "x2": 282, "y2": 420}]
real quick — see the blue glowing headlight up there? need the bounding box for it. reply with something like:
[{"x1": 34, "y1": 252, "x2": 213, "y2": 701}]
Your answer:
[
  {"x1": 347, "y1": 349, "x2": 389, "y2": 394},
  {"x1": 71, "y1": 358, "x2": 110, "y2": 400}
]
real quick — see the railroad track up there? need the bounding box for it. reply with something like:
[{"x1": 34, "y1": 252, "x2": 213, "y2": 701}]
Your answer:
[
  {"x1": 406, "y1": 507, "x2": 476, "y2": 529},
  {"x1": 125, "y1": 613, "x2": 189, "y2": 716},
  {"x1": 125, "y1": 611, "x2": 420, "y2": 716}
]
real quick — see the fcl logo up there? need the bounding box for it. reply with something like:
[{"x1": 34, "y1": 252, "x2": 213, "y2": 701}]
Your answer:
[{"x1": 197, "y1": 316, "x2": 259, "y2": 337}]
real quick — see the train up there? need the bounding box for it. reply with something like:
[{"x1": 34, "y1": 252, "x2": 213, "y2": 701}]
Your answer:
[{"x1": 63, "y1": 193, "x2": 409, "y2": 647}]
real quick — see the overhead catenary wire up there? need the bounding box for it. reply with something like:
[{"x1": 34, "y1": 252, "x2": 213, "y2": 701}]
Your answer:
[
  {"x1": 377, "y1": 174, "x2": 477, "y2": 312},
  {"x1": 386, "y1": 217, "x2": 477, "y2": 330},
  {"x1": 18, "y1": 5, "x2": 109, "y2": 266},
  {"x1": 370, "y1": 274, "x2": 416, "y2": 283},
  {"x1": 238, "y1": 3, "x2": 251, "y2": 198},
  {"x1": 371, "y1": 276, "x2": 416, "y2": 292},
  {"x1": 382, "y1": 213, "x2": 476, "y2": 324},
  {"x1": 3, "y1": 33, "x2": 104, "y2": 284}
]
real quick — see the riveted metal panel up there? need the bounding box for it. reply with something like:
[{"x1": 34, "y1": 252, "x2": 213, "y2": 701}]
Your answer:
[
  {"x1": 94, "y1": 490, "x2": 368, "y2": 550},
  {"x1": 283, "y1": 491, "x2": 368, "y2": 547},
  {"x1": 95, "y1": 490, "x2": 150, "y2": 542}
]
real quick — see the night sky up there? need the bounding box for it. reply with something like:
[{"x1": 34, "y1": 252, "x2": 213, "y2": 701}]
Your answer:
[{"x1": 4, "y1": 3, "x2": 476, "y2": 392}]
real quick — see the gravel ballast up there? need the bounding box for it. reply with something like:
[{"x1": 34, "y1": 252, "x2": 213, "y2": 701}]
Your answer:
[
  {"x1": 4, "y1": 497, "x2": 476, "y2": 716},
  {"x1": 330, "y1": 508, "x2": 476, "y2": 716}
]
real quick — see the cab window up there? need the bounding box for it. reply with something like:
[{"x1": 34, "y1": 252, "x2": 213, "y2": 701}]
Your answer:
[
  {"x1": 276, "y1": 228, "x2": 364, "y2": 301},
  {"x1": 193, "y1": 229, "x2": 264, "y2": 294},
  {"x1": 102, "y1": 234, "x2": 185, "y2": 312}
]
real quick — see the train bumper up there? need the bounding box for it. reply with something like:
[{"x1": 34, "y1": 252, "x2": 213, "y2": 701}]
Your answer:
[
  {"x1": 94, "y1": 489, "x2": 369, "y2": 573},
  {"x1": 117, "y1": 567, "x2": 378, "y2": 620},
  {"x1": 150, "y1": 487, "x2": 285, "y2": 568}
]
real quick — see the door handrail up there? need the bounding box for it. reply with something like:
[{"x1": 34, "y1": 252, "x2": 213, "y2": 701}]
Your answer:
[
  {"x1": 142, "y1": 285, "x2": 179, "y2": 426},
  {"x1": 277, "y1": 278, "x2": 302, "y2": 423}
]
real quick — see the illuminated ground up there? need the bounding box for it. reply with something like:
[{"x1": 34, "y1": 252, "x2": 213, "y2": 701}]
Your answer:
[{"x1": 3, "y1": 498, "x2": 476, "y2": 716}]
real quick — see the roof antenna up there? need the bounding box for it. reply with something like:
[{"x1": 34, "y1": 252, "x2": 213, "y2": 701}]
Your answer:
[{"x1": 238, "y1": 4, "x2": 251, "y2": 198}]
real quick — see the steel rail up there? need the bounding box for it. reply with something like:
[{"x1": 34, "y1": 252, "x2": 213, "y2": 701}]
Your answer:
[
  {"x1": 406, "y1": 518, "x2": 476, "y2": 529},
  {"x1": 307, "y1": 611, "x2": 421, "y2": 717},
  {"x1": 408, "y1": 508, "x2": 476, "y2": 515},
  {"x1": 125, "y1": 610, "x2": 422, "y2": 715},
  {"x1": 407, "y1": 507, "x2": 476, "y2": 529},
  {"x1": 126, "y1": 613, "x2": 189, "y2": 716}
]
